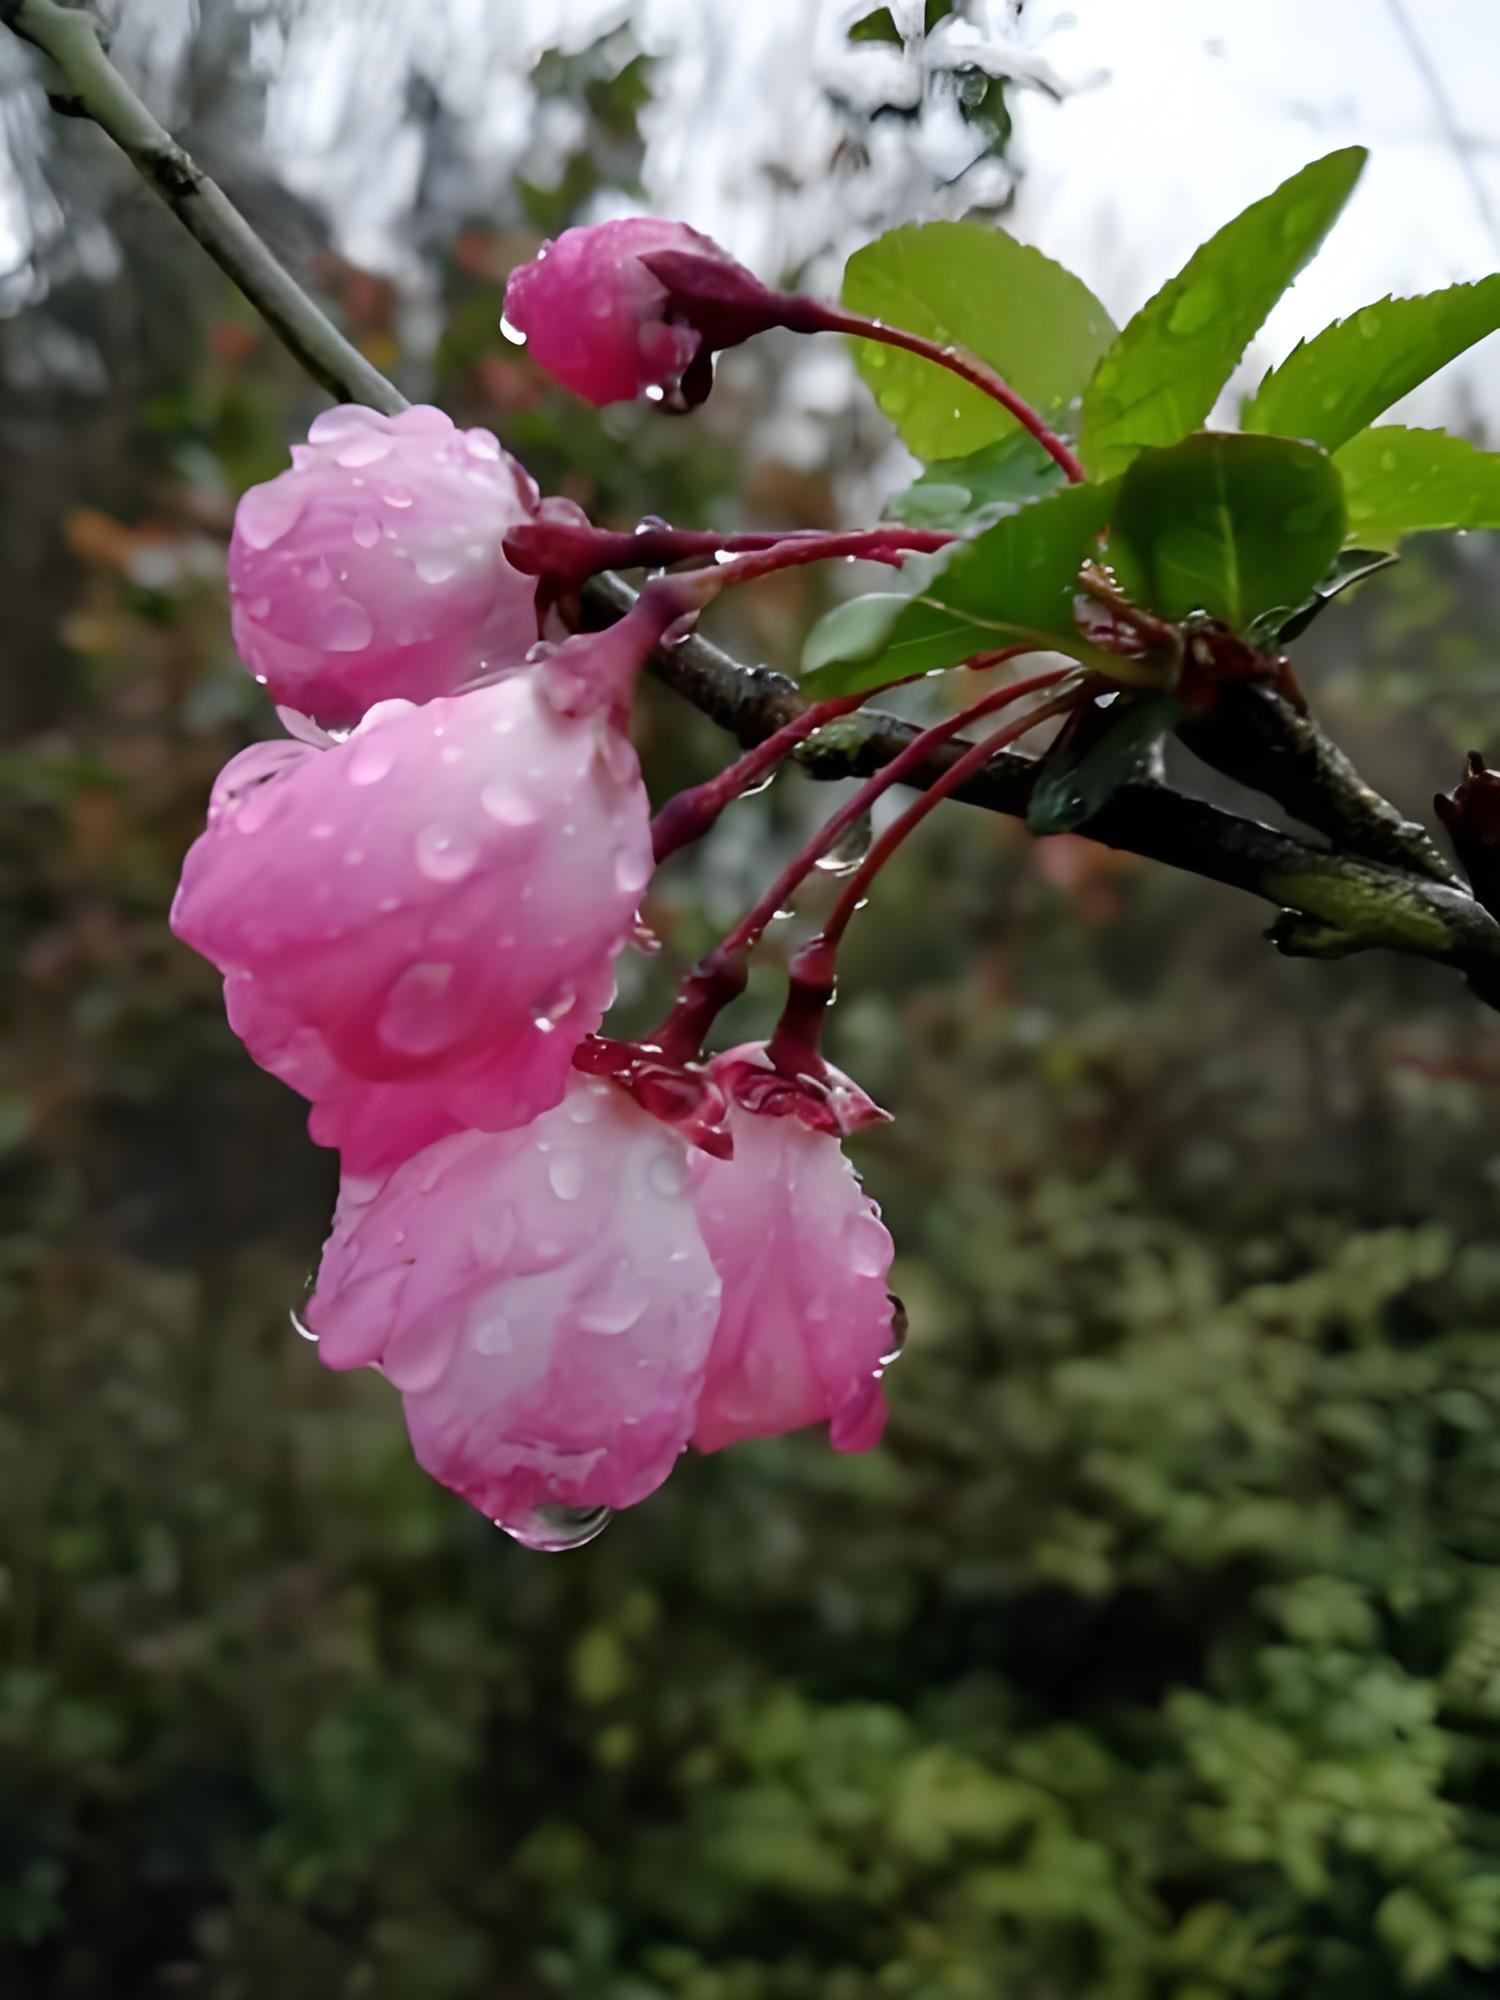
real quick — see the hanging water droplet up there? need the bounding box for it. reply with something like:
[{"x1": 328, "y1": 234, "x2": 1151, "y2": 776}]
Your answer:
[
  {"x1": 740, "y1": 767, "x2": 778, "y2": 800},
  {"x1": 289, "y1": 1291, "x2": 319, "y2": 1341},
  {"x1": 846, "y1": 1211, "x2": 891, "y2": 1278},
  {"x1": 499, "y1": 313, "x2": 527, "y2": 346},
  {"x1": 498, "y1": 1503, "x2": 611, "y2": 1552},
  {"x1": 881, "y1": 1291, "x2": 909, "y2": 1365},
  {"x1": 814, "y1": 809, "x2": 872, "y2": 876}
]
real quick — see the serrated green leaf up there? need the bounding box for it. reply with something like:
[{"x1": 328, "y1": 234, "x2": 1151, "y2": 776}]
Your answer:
[
  {"x1": 802, "y1": 481, "x2": 1116, "y2": 692},
  {"x1": 1335, "y1": 425, "x2": 1500, "y2": 547},
  {"x1": 1080, "y1": 148, "x2": 1367, "y2": 480},
  {"x1": 1027, "y1": 692, "x2": 1187, "y2": 834},
  {"x1": 1246, "y1": 547, "x2": 1400, "y2": 648},
  {"x1": 843, "y1": 221, "x2": 1115, "y2": 461},
  {"x1": 886, "y1": 431, "x2": 1065, "y2": 531},
  {"x1": 1243, "y1": 277, "x2": 1500, "y2": 450},
  {"x1": 1109, "y1": 431, "x2": 1346, "y2": 632}
]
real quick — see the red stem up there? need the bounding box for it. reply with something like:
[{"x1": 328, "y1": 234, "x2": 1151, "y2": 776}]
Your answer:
[
  {"x1": 506, "y1": 519, "x2": 955, "y2": 587},
  {"x1": 823, "y1": 692, "x2": 1081, "y2": 946},
  {"x1": 653, "y1": 657, "x2": 1060, "y2": 1061},
  {"x1": 652, "y1": 689, "x2": 879, "y2": 862},
  {"x1": 803, "y1": 300, "x2": 1088, "y2": 486},
  {"x1": 765, "y1": 688, "x2": 1083, "y2": 1074}
]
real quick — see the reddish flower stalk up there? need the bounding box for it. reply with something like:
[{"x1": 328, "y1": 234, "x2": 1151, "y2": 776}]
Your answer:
[
  {"x1": 766, "y1": 688, "x2": 1084, "y2": 1075},
  {"x1": 505, "y1": 518, "x2": 956, "y2": 587},
  {"x1": 647, "y1": 658, "x2": 1061, "y2": 1063},
  {"x1": 799, "y1": 300, "x2": 1088, "y2": 485},
  {"x1": 652, "y1": 690, "x2": 879, "y2": 862}
]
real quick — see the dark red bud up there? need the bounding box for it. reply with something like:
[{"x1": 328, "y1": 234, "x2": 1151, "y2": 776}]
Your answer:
[{"x1": 1436, "y1": 751, "x2": 1500, "y2": 918}]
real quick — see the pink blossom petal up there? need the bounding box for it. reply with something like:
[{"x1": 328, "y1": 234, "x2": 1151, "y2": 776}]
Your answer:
[
  {"x1": 172, "y1": 670, "x2": 651, "y2": 1172},
  {"x1": 690, "y1": 1045, "x2": 896, "y2": 1454},
  {"x1": 229, "y1": 404, "x2": 542, "y2": 726},
  {"x1": 504, "y1": 218, "x2": 732, "y2": 406},
  {"x1": 307, "y1": 1074, "x2": 722, "y2": 1523}
]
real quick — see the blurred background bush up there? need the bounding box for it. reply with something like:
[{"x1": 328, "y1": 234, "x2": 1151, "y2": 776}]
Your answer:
[{"x1": 5, "y1": 3, "x2": 1500, "y2": 1995}]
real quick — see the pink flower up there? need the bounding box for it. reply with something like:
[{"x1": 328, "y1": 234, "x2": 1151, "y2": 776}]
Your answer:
[
  {"x1": 503, "y1": 217, "x2": 778, "y2": 409},
  {"x1": 171, "y1": 670, "x2": 653, "y2": 1173},
  {"x1": 229, "y1": 404, "x2": 544, "y2": 728},
  {"x1": 690, "y1": 1046, "x2": 897, "y2": 1455},
  {"x1": 306, "y1": 1073, "x2": 723, "y2": 1531}
]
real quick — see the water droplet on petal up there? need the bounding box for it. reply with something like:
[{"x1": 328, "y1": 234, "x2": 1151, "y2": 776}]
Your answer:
[
  {"x1": 383, "y1": 484, "x2": 415, "y2": 509},
  {"x1": 548, "y1": 1154, "x2": 586, "y2": 1202},
  {"x1": 378, "y1": 960, "x2": 459, "y2": 1056},
  {"x1": 290, "y1": 1304, "x2": 318, "y2": 1342},
  {"x1": 480, "y1": 781, "x2": 540, "y2": 827},
  {"x1": 352, "y1": 512, "x2": 382, "y2": 549},
  {"x1": 318, "y1": 598, "x2": 374, "y2": 652},
  {"x1": 416, "y1": 551, "x2": 459, "y2": 585},
  {"x1": 577, "y1": 1271, "x2": 649, "y2": 1335},
  {"x1": 237, "y1": 479, "x2": 304, "y2": 551},
  {"x1": 415, "y1": 823, "x2": 479, "y2": 882},
  {"x1": 347, "y1": 733, "x2": 395, "y2": 785},
  {"x1": 499, "y1": 1503, "x2": 612, "y2": 1552},
  {"x1": 614, "y1": 846, "x2": 651, "y2": 895},
  {"x1": 846, "y1": 1211, "x2": 890, "y2": 1278},
  {"x1": 465, "y1": 428, "x2": 503, "y2": 461},
  {"x1": 333, "y1": 431, "x2": 396, "y2": 468}
]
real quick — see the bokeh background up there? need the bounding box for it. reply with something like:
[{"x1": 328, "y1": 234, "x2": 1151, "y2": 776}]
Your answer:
[{"x1": 6, "y1": 3, "x2": 1500, "y2": 1995}]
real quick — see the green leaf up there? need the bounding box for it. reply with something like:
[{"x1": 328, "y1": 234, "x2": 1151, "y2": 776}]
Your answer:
[
  {"x1": 885, "y1": 431, "x2": 1066, "y2": 531},
  {"x1": 1080, "y1": 147, "x2": 1367, "y2": 480},
  {"x1": 843, "y1": 221, "x2": 1116, "y2": 461},
  {"x1": 1246, "y1": 547, "x2": 1399, "y2": 648},
  {"x1": 1335, "y1": 425, "x2": 1500, "y2": 548},
  {"x1": 1027, "y1": 692, "x2": 1187, "y2": 834},
  {"x1": 848, "y1": 6, "x2": 901, "y2": 42},
  {"x1": 1243, "y1": 276, "x2": 1500, "y2": 450},
  {"x1": 1109, "y1": 431, "x2": 1346, "y2": 632},
  {"x1": 801, "y1": 481, "x2": 1116, "y2": 692}
]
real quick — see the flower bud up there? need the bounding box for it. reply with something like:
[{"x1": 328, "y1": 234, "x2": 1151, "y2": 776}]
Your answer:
[
  {"x1": 503, "y1": 217, "x2": 780, "y2": 410},
  {"x1": 690, "y1": 1046, "x2": 897, "y2": 1455},
  {"x1": 307, "y1": 1074, "x2": 722, "y2": 1529},
  {"x1": 171, "y1": 670, "x2": 653, "y2": 1172},
  {"x1": 229, "y1": 404, "x2": 544, "y2": 727}
]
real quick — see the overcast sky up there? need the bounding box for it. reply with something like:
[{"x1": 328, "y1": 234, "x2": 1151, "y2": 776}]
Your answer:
[{"x1": 6, "y1": 0, "x2": 1499, "y2": 429}]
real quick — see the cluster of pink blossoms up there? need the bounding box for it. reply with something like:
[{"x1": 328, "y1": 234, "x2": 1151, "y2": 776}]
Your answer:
[{"x1": 172, "y1": 323, "x2": 900, "y2": 1548}]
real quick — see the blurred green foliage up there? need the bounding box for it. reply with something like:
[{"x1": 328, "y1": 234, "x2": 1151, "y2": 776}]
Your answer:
[{"x1": 6, "y1": 17, "x2": 1500, "y2": 2000}]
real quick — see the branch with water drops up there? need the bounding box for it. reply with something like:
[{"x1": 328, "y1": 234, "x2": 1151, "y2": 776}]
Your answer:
[{"x1": 6, "y1": 0, "x2": 1500, "y2": 1004}]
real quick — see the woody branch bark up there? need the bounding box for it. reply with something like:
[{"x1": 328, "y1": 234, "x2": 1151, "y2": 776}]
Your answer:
[{"x1": 6, "y1": 0, "x2": 1499, "y2": 1005}]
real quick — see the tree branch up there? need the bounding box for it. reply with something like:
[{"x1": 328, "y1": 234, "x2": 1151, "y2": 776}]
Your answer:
[
  {"x1": 7, "y1": 0, "x2": 1499, "y2": 1004},
  {"x1": 0, "y1": 0, "x2": 402, "y2": 412}
]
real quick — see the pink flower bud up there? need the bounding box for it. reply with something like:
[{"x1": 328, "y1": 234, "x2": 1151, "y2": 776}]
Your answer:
[
  {"x1": 306, "y1": 1074, "x2": 722, "y2": 1529},
  {"x1": 503, "y1": 217, "x2": 777, "y2": 410},
  {"x1": 171, "y1": 670, "x2": 653, "y2": 1172},
  {"x1": 229, "y1": 404, "x2": 544, "y2": 728},
  {"x1": 690, "y1": 1046, "x2": 897, "y2": 1455}
]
